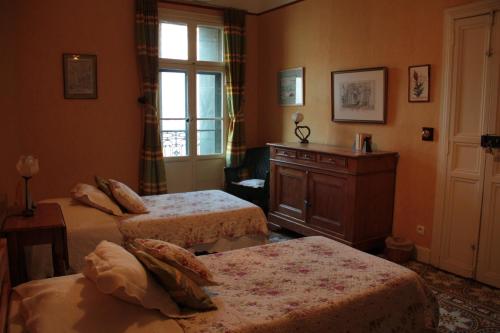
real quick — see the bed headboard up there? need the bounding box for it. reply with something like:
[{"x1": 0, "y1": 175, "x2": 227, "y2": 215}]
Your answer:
[{"x1": 0, "y1": 239, "x2": 10, "y2": 333}]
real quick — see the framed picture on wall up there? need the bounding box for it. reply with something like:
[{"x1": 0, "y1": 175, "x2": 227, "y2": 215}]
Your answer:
[
  {"x1": 331, "y1": 67, "x2": 387, "y2": 123},
  {"x1": 63, "y1": 53, "x2": 97, "y2": 99},
  {"x1": 278, "y1": 67, "x2": 304, "y2": 106},
  {"x1": 408, "y1": 64, "x2": 430, "y2": 102}
]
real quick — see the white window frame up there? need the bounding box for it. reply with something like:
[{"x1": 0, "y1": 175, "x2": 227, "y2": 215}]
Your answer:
[{"x1": 158, "y1": 9, "x2": 226, "y2": 161}]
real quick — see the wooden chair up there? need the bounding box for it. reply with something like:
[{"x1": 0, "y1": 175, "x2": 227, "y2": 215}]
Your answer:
[{"x1": 224, "y1": 147, "x2": 270, "y2": 213}]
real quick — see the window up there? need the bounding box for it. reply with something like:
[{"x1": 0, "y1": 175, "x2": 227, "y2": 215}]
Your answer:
[{"x1": 158, "y1": 11, "x2": 224, "y2": 158}]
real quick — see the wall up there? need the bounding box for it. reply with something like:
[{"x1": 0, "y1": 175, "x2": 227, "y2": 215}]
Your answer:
[
  {"x1": 0, "y1": 1, "x2": 260, "y2": 205},
  {"x1": 0, "y1": 0, "x2": 142, "y2": 205},
  {"x1": 257, "y1": 0, "x2": 477, "y2": 248}
]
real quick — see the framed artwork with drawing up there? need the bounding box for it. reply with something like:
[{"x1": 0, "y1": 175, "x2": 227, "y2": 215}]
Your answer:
[
  {"x1": 63, "y1": 53, "x2": 97, "y2": 99},
  {"x1": 331, "y1": 67, "x2": 387, "y2": 123},
  {"x1": 408, "y1": 64, "x2": 430, "y2": 102}
]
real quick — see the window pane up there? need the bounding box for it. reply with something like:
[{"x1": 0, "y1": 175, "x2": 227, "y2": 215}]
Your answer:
[
  {"x1": 160, "y1": 71, "x2": 188, "y2": 157},
  {"x1": 161, "y1": 71, "x2": 187, "y2": 119},
  {"x1": 197, "y1": 72, "x2": 222, "y2": 118},
  {"x1": 197, "y1": 26, "x2": 222, "y2": 62},
  {"x1": 197, "y1": 120, "x2": 223, "y2": 155},
  {"x1": 160, "y1": 23, "x2": 188, "y2": 60}
]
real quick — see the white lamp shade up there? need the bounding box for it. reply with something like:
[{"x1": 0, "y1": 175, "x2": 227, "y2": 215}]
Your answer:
[
  {"x1": 16, "y1": 155, "x2": 39, "y2": 177},
  {"x1": 291, "y1": 111, "x2": 304, "y2": 124}
]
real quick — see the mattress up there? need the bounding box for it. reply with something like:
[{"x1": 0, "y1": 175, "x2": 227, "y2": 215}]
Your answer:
[{"x1": 14, "y1": 237, "x2": 439, "y2": 333}]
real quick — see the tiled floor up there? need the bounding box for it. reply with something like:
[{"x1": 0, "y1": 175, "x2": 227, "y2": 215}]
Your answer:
[{"x1": 268, "y1": 231, "x2": 500, "y2": 333}]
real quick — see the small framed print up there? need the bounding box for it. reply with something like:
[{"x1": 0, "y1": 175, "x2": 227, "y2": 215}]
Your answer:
[
  {"x1": 278, "y1": 67, "x2": 304, "y2": 106},
  {"x1": 63, "y1": 53, "x2": 97, "y2": 99},
  {"x1": 331, "y1": 67, "x2": 387, "y2": 124},
  {"x1": 408, "y1": 64, "x2": 430, "y2": 102}
]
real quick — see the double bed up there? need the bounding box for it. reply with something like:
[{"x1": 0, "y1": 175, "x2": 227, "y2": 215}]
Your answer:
[
  {"x1": 29, "y1": 190, "x2": 268, "y2": 277},
  {"x1": 4, "y1": 236, "x2": 439, "y2": 332}
]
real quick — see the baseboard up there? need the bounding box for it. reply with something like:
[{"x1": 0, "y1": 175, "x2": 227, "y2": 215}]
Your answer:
[{"x1": 415, "y1": 246, "x2": 431, "y2": 264}]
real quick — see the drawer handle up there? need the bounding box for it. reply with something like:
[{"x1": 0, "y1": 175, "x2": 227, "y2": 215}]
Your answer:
[
  {"x1": 283, "y1": 152, "x2": 288, "y2": 156},
  {"x1": 304, "y1": 154, "x2": 310, "y2": 159}
]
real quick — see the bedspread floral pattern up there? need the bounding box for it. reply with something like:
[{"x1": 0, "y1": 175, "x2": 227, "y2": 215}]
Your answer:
[
  {"x1": 178, "y1": 237, "x2": 439, "y2": 333},
  {"x1": 118, "y1": 190, "x2": 268, "y2": 248}
]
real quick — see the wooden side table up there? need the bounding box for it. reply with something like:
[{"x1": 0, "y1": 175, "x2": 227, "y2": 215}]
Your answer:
[{"x1": 1, "y1": 203, "x2": 68, "y2": 286}]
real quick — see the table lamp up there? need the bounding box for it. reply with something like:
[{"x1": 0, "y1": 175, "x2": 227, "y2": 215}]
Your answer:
[
  {"x1": 291, "y1": 111, "x2": 310, "y2": 144},
  {"x1": 16, "y1": 155, "x2": 39, "y2": 217}
]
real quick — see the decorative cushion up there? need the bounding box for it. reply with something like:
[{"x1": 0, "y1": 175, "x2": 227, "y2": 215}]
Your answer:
[
  {"x1": 126, "y1": 239, "x2": 218, "y2": 286},
  {"x1": 232, "y1": 179, "x2": 265, "y2": 188},
  {"x1": 108, "y1": 179, "x2": 149, "y2": 214},
  {"x1": 70, "y1": 183, "x2": 123, "y2": 216},
  {"x1": 83, "y1": 240, "x2": 190, "y2": 318},
  {"x1": 94, "y1": 175, "x2": 114, "y2": 198},
  {"x1": 134, "y1": 250, "x2": 217, "y2": 311}
]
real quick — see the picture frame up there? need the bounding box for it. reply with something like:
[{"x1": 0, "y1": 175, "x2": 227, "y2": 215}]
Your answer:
[
  {"x1": 63, "y1": 53, "x2": 97, "y2": 99},
  {"x1": 331, "y1": 67, "x2": 387, "y2": 123},
  {"x1": 408, "y1": 64, "x2": 430, "y2": 102},
  {"x1": 278, "y1": 67, "x2": 304, "y2": 106}
]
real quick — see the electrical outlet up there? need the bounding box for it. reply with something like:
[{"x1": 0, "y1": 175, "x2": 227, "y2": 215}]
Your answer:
[{"x1": 416, "y1": 225, "x2": 425, "y2": 235}]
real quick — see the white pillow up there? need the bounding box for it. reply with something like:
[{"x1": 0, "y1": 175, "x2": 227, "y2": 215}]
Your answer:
[
  {"x1": 13, "y1": 274, "x2": 184, "y2": 333},
  {"x1": 83, "y1": 240, "x2": 188, "y2": 318},
  {"x1": 71, "y1": 183, "x2": 123, "y2": 216},
  {"x1": 108, "y1": 179, "x2": 149, "y2": 214}
]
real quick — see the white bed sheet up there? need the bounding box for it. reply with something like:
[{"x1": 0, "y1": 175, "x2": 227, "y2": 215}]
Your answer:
[{"x1": 28, "y1": 198, "x2": 123, "y2": 278}]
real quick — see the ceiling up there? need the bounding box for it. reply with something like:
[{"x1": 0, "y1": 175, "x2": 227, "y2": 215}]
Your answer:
[{"x1": 171, "y1": 0, "x2": 298, "y2": 14}]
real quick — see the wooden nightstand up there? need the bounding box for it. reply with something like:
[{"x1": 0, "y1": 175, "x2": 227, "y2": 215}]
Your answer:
[{"x1": 1, "y1": 203, "x2": 68, "y2": 286}]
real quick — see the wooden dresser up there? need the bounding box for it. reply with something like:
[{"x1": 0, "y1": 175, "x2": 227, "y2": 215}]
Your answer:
[{"x1": 267, "y1": 143, "x2": 399, "y2": 251}]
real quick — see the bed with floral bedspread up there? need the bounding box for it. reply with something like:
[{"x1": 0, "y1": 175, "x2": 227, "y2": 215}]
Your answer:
[
  {"x1": 119, "y1": 190, "x2": 268, "y2": 249},
  {"x1": 179, "y1": 236, "x2": 439, "y2": 333}
]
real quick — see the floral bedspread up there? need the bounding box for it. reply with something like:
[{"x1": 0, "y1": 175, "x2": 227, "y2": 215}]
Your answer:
[
  {"x1": 118, "y1": 190, "x2": 268, "y2": 248},
  {"x1": 178, "y1": 236, "x2": 439, "y2": 333}
]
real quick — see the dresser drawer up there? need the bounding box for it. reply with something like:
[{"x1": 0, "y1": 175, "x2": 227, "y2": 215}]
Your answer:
[
  {"x1": 275, "y1": 148, "x2": 297, "y2": 159},
  {"x1": 318, "y1": 154, "x2": 347, "y2": 168},
  {"x1": 297, "y1": 151, "x2": 315, "y2": 161}
]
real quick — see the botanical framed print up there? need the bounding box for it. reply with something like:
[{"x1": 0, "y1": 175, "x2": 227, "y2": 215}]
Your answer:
[
  {"x1": 278, "y1": 67, "x2": 304, "y2": 106},
  {"x1": 331, "y1": 67, "x2": 387, "y2": 123},
  {"x1": 408, "y1": 64, "x2": 430, "y2": 102},
  {"x1": 63, "y1": 53, "x2": 97, "y2": 99}
]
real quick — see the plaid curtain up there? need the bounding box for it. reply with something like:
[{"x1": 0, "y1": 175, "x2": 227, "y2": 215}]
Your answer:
[
  {"x1": 136, "y1": 0, "x2": 167, "y2": 195},
  {"x1": 224, "y1": 9, "x2": 246, "y2": 167}
]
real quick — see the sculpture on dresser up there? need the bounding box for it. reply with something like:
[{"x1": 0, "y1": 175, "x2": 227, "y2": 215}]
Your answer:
[
  {"x1": 16, "y1": 155, "x2": 39, "y2": 217},
  {"x1": 292, "y1": 111, "x2": 310, "y2": 144}
]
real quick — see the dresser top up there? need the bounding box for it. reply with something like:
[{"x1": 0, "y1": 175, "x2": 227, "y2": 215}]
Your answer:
[{"x1": 267, "y1": 142, "x2": 398, "y2": 158}]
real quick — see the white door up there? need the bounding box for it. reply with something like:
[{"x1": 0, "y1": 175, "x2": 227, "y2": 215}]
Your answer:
[
  {"x1": 476, "y1": 13, "x2": 500, "y2": 288},
  {"x1": 438, "y1": 11, "x2": 500, "y2": 286}
]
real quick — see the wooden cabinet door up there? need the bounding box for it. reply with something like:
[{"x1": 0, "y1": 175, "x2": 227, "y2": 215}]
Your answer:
[
  {"x1": 307, "y1": 172, "x2": 348, "y2": 237},
  {"x1": 273, "y1": 164, "x2": 307, "y2": 221}
]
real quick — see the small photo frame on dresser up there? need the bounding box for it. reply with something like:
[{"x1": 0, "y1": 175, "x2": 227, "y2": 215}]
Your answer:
[
  {"x1": 408, "y1": 64, "x2": 430, "y2": 102},
  {"x1": 63, "y1": 53, "x2": 97, "y2": 99}
]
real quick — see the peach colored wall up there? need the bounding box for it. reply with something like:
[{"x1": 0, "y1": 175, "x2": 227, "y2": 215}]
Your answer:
[
  {"x1": 257, "y1": 0, "x2": 478, "y2": 248},
  {"x1": 1, "y1": 0, "x2": 141, "y2": 205}
]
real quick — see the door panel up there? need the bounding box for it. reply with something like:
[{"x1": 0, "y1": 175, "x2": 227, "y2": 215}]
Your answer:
[
  {"x1": 477, "y1": 15, "x2": 500, "y2": 288},
  {"x1": 441, "y1": 178, "x2": 483, "y2": 276},
  {"x1": 439, "y1": 14, "x2": 492, "y2": 277},
  {"x1": 307, "y1": 172, "x2": 347, "y2": 236},
  {"x1": 275, "y1": 165, "x2": 307, "y2": 221}
]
